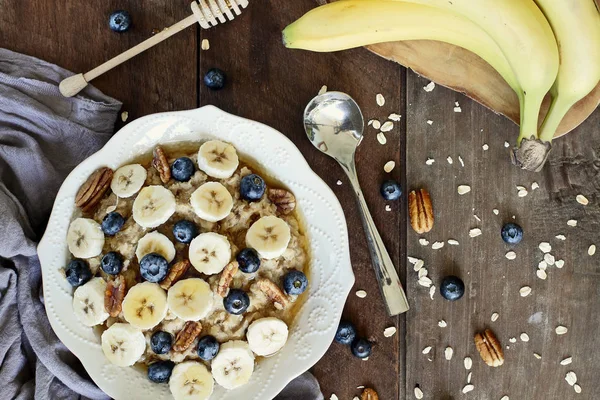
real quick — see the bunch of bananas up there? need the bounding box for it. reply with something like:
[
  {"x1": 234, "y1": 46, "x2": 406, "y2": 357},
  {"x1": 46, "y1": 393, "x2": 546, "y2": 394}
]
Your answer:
[{"x1": 282, "y1": 0, "x2": 600, "y2": 172}]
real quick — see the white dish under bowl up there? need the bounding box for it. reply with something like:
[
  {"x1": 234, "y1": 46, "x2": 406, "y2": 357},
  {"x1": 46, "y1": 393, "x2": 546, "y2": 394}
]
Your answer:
[{"x1": 38, "y1": 106, "x2": 354, "y2": 400}]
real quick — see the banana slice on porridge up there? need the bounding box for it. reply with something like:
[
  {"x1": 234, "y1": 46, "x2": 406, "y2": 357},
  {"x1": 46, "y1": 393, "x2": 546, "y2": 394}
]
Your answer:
[
  {"x1": 67, "y1": 218, "x2": 105, "y2": 258},
  {"x1": 211, "y1": 340, "x2": 255, "y2": 390},
  {"x1": 122, "y1": 282, "x2": 168, "y2": 330},
  {"x1": 72, "y1": 277, "x2": 109, "y2": 326},
  {"x1": 135, "y1": 231, "x2": 176, "y2": 262},
  {"x1": 101, "y1": 323, "x2": 146, "y2": 367},
  {"x1": 190, "y1": 181, "x2": 233, "y2": 222},
  {"x1": 167, "y1": 278, "x2": 214, "y2": 321},
  {"x1": 246, "y1": 215, "x2": 291, "y2": 259},
  {"x1": 189, "y1": 232, "x2": 231, "y2": 274},
  {"x1": 169, "y1": 361, "x2": 214, "y2": 400},
  {"x1": 110, "y1": 164, "x2": 147, "y2": 198},
  {"x1": 247, "y1": 317, "x2": 289, "y2": 357},
  {"x1": 132, "y1": 185, "x2": 176, "y2": 228},
  {"x1": 197, "y1": 140, "x2": 239, "y2": 179}
]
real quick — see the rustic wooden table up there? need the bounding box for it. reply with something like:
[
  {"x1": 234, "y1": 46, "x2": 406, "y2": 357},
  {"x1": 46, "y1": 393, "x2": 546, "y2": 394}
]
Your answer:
[{"x1": 3, "y1": 0, "x2": 600, "y2": 399}]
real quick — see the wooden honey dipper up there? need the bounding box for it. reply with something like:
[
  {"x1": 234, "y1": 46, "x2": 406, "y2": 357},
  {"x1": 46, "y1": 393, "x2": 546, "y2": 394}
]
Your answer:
[{"x1": 59, "y1": 0, "x2": 249, "y2": 97}]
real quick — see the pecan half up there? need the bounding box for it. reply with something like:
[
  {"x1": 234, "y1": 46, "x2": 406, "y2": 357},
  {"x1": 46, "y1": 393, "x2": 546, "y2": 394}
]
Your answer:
[
  {"x1": 159, "y1": 259, "x2": 191, "y2": 290},
  {"x1": 257, "y1": 278, "x2": 289, "y2": 309},
  {"x1": 268, "y1": 188, "x2": 296, "y2": 215},
  {"x1": 104, "y1": 276, "x2": 126, "y2": 317},
  {"x1": 408, "y1": 189, "x2": 434, "y2": 234},
  {"x1": 173, "y1": 321, "x2": 202, "y2": 352},
  {"x1": 361, "y1": 388, "x2": 379, "y2": 400},
  {"x1": 152, "y1": 146, "x2": 171, "y2": 184},
  {"x1": 75, "y1": 167, "x2": 113, "y2": 213},
  {"x1": 216, "y1": 261, "x2": 239, "y2": 297},
  {"x1": 474, "y1": 329, "x2": 504, "y2": 367}
]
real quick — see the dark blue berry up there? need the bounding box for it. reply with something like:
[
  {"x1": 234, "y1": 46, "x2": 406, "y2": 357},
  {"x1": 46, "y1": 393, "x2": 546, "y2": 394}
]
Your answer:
[
  {"x1": 240, "y1": 174, "x2": 266, "y2": 201},
  {"x1": 197, "y1": 335, "x2": 220, "y2": 361},
  {"x1": 380, "y1": 180, "x2": 402, "y2": 201},
  {"x1": 65, "y1": 259, "x2": 92, "y2": 287},
  {"x1": 351, "y1": 338, "x2": 372, "y2": 359},
  {"x1": 140, "y1": 253, "x2": 169, "y2": 283},
  {"x1": 236, "y1": 248, "x2": 260, "y2": 273},
  {"x1": 440, "y1": 276, "x2": 465, "y2": 301},
  {"x1": 150, "y1": 331, "x2": 173, "y2": 355},
  {"x1": 101, "y1": 212, "x2": 125, "y2": 236},
  {"x1": 283, "y1": 270, "x2": 308, "y2": 295},
  {"x1": 109, "y1": 10, "x2": 131, "y2": 33},
  {"x1": 334, "y1": 320, "x2": 357, "y2": 345},
  {"x1": 101, "y1": 252, "x2": 123, "y2": 275},
  {"x1": 203, "y1": 68, "x2": 226, "y2": 90},
  {"x1": 147, "y1": 360, "x2": 175, "y2": 383},
  {"x1": 501, "y1": 222, "x2": 523, "y2": 245},
  {"x1": 223, "y1": 289, "x2": 250, "y2": 315},
  {"x1": 170, "y1": 157, "x2": 195, "y2": 182},
  {"x1": 172, "y1": 220, "x2": 198, "y2": 244}
]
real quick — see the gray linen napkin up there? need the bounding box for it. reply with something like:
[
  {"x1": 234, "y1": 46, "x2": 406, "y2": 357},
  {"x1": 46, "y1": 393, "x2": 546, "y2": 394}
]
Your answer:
[{"x1": 0, "y1": 48, "x2": 323, "y2": 400}]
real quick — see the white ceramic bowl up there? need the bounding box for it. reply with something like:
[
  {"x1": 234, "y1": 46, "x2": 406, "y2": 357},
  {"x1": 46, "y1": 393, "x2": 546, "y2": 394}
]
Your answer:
[{"x1": 38, "y1": 106, "x2": 354, "y2": 400}]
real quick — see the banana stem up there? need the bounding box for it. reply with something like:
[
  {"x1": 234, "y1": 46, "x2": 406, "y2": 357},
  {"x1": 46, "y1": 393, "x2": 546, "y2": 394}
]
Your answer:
[
  {"x1": 517, "y1": 91, "x2": 544, "y2": 144},
  {"x1": 538, "y1": 95, "x2": 571, "y2": 142}
]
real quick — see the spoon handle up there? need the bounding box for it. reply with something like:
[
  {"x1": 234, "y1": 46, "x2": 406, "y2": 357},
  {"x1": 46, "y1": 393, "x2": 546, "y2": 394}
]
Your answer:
[{"x1": 342, "y1": 160, "x2": 410, "y2": 316}]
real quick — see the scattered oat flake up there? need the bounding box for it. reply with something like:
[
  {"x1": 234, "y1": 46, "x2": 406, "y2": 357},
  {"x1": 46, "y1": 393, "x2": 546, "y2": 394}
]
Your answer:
[
  {"x1": 574, "y1": 384, "x2": 582, "y2": 394},
  {"x1": 504, "y1": 141, "x2": 510, "y2": 148},
  {"x1": 482, "y1": 144, "x2": 489, "y2": 150},
  {"x1": 377, "y1": 132, "x2": 387, "y2": 145},
  {"x1": 419, "y1": 238, "x2": 430, "y2": 246},
  {"x1": 567, "y1": 219, "x2": 578, "y2": 227},
  {"x1": 201, "y1": 38, "x2": 210, "y2": 50},
  {"x1": 555, "y1": 326, "x2": 568, "y2": 335},
  {"x1": 520, "y1": 286, "x2": 532, "y2": 297},
  {"x1": 561, "y1": 357, "x2": 572, "y2": 365},
  {"x1": 418, "y1": 268, "x2": 428, "y2": 279},
  {"x1": 467, "y1": 372, "x2": 472, "y2": 383},
  {"x1": 318, "y1": 85, "x2": 327, "y2": 95},
  {"x1": 576, "y1": 194, "x2": 589, "y2": 205},
  {"x1": 353, "y1": 397, "x2": 360, "y2": 400},
  {"x1": 462, "y1": 384, "x2": 474, "y2": 394},
  {"x1": 448, "y1": 239, "x2": 459, "y2": 246},
  {"x1": 408, "y1": 256, "x2": 421, "y2": 264},
  {"x1": 367, "y1": 119, "x2": 373, "y2": 126},
  {"x1": 372, "y1": 120, "x2": 381, "y2": 130},
  {"x1": 438, "y1": 320, "x2": 447, "y2": 328},
  {"x1": 516, "y1": 185, "x2": 527, "y2": 191},
  {"x1": 520, "y1": 333, "x2": 530, "y2": 342},
  {"x1": 447, "y1": 156, "x2": 453, "y2": 164},
  {"x1": 418, "y1": 276, "x2": 432, "y2": 287},
  {"x1": 518, "y1": 189, "x2": 528, "y2": 197},
  {"x1": 454, "y1": 106, "x2": 462, "y2": 113},
  {"x1": 588, "y1": 244, "x2": 596, "y2": 256},
  {"x1": 120, "y1": 111, "x2": 129, "y2": 122},
  {"x1": 422, "y1": 346, "x2": 432, "y2": 354},
  {"x1": 385, "y1": 205, "x2": 392, "y2": 212},
  {"x1": 432, "y1": 241, "x2": 444, "y2": 250},
  {"x1": 539, "y1": 242, "x2": 552, "y2": 253},
  {"x1": 423, "y1": 81, "x2": 436, "y2": 92},
  {"x1": 532, "y1": 182, "x2": 539, "y2": 190},
  {"x1": 380, "y1": 121, "x2": 394, "y2": 132},
  {"x1": 384, "y1": 160, "x2": 396, "y2": 173},
  {"x1": 565, "y1": 371, "x2": 577, "y2": 386},
  {"x1": 414, "y1": 259, "x2": 424, "y2": 271},
  {"x1": 445, "y1": 346, "x2": 453, "y2": 360},
  {"x1": 464, "y1": 357, "x2": 472, "y2": 370},
  {"x1": 414, "y1": 386, "x2": 424, "y2": 399},
  {"x1": 544, "y1": 253, "x2": 555, "y2": 265},
  {"x1": 388, "y1": 113, "x2": 402, "y2": 121},
  {"x1": 356, "y1": 290, "x2": 367, "y2": 298},
  {"x1": 534, "y1": 353, "x2": 542, "y2": 359},
  {"x1": 458, "y1": 156, "x2": 464, "y2": 167},
  {"x1": 556, "y1": 234, "x2": 566, "y2": 240},
  {"x1": 505, "y1": 251, "x2": 516, "y2": 260},
  {"x1": 491, "y1": 312, "x2": 499, "y2": 322},
  {"x1": 493, "y1": 209, "x2": 499, "y2": 215},
  {"x1": 469, "y1": 228, "x2": 482, "y2": 238},
  {"x1": 330, "y1": 395, "x2": 338, "y2": 400},
  {"x1": 376, "y1": 93, "x2": 385, "y2": 106},
  {"x1": 425, "y1": 158, "x2": 435, "y2": 165},
  {"x1": 538, "y1": 261, "x2": 547, "y2": 270},
  {"x1": 429, "y1": 285, "x2": 436, "y2": 300},
  {"x1": 501, "y1": 397, "x2": 509, "y2": 400},
  {"x1": 426, "y1": 120, "x2": 433, "y2": 125},
  {"x1": 336, "y1": 180, "x2": 342, "y2": 186},
  {"x1": 536, "y1": 269, "x2": 547, "y2": 280},
  {"x1": 357, "y1": 386, "x2": 365, "y2": 390},
  {"x1": 384, "y1": 327, "x2": 397, "y2": 337},
  {"x1": 509, "y1": 337, "x2": 517, "y2": 343},
  {"x1": 555, "y1": 259, "x2": 565, "y2": 268},
  {"x1": 473, "y1": 214, "x2": 481, "y2": 222},
  {"x1": 457, "y1": 185, "x2": 471, "y2": 195}
]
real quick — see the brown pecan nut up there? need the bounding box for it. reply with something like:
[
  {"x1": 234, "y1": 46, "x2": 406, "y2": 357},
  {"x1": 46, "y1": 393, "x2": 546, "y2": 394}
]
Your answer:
[
  {"x1": 159, "y1": 259, "x2": 191, "y2": 290},
  {"x1": 474, "y1": 329, "x2": 504, "y2": 367},
  {"x1": 173, "y1": 321, "x2": 202, "y2": 352},
  {"x1": 75, "y1": 167, "x2": 113, "y2": 213},
  {"x1": 361, "y1": 388, "x2": 379, "y2": 400},
  {"x1": 268, "y1": 188, "x2": 296, "y2": 215},
  {"x1": 152, "y1": 146, "x2": 171, "y2": 184},
  {"x1": 104, "y1": 276, "x2": 126, "y2": 317},
  {"x1": 257, "y1": 278, "x2": 289, "y2": 309},
  {"x1": 216, "y1": 261, "x2": 239, "y2": 297},
  {"x1": 408, "y1": 189, "x2": 434, "y2": 234}
]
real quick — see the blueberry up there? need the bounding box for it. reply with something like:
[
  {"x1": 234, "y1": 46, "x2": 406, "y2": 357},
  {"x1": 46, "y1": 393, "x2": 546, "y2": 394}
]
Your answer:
[
  {"x1": 203, "y1": 68, "x2": 226, "y2": 90},
  {"x1": 170, "y1": 157, "x2": 195, "y2": 182},
  {"x1": 334, "y1": 320, "x2": 357, "y2": 345},
  {"x1": 197, "y1": 335, "x2": 220, "y2": 361},
  {"x1": 223, "y1": 289, "x2": 250, "y2": 315},
  {"x1": 147, "y1": 360, "x2": 175, "y2": 383},
  {"x1": 101, "y1": 252, "x2": 123, "y2": 275},
  {"x1": 236, "y1": 248, "x2": 260, "y2": 273},
  {"x1": 440, "y1": 275, "x2": 465, "y2": 301},
  {"x1": 501, "y1": 222, "x2": 523, "y2": 245},
  {"x1": 150, "y1": 331, "x2": 173, "y2": 355},
  {"x1": 140, "y1": 253, "x2": 169, "y2": 283},
  {"x1": 380, "y1": 180, "x2": 402, "y2": 201},
  {"x1": 172, "y1": 220, "x2": 198, "y2": 244},
  {"x1": 351, "y1": 338, "x2": 372, "y2": 359},
  {"x1": 65, "y1": 259, "x2": 92, "y2": 287},
  {"x1": 283, "y1": 270, "x2": 308, "y2": 295},
  {"x1": 109, "y1": 10, "x2": 131, "y2": 33},
  {"x1": 240, "y1": 174, "x2": 266, "y2": 201},
  {"x1": 101, "y1": 212, "x2": 125, "y2": 236}
]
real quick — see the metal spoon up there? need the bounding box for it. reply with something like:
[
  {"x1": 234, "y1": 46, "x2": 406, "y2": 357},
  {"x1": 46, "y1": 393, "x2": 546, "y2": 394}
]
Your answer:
[{"x1": 303, "y1": 91, "x2": 409, "y2": 316}]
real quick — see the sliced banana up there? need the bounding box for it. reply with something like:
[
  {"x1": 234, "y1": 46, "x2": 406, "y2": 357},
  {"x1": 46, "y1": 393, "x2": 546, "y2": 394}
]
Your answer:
[
  {"x1": 101, "y1": 323, "x2": 146, "y2": 367},
  {"x1": 135, "y1": 231, "x2": 176, "y2": 262},
  {"x1": 247, "y1": 317, "x2": 289, "y2": 356},
  {"x1": 190, "y1": 182, "x2": 233, "y2": 222},
  {"x1": 132, "y1": 185, "x2": 176, "y2": 229},
  {"x1": 110, "y1": 164, "x2": 147, "y2": 198},
  {"x1": 122, "y1": 282, "x2": 168, "y2": 330},
  {"x1": 72, "y1": 277, "x2": 109, "y2": 326},
  {"x1": 189, "y1": 232, "x2": 231, "y2": 275},
  {"x1": 169, "y1": 361, "x2": 214, "y2": 400},
  {"x1": 245, "y1": 216, "x2": 291, "y2": 259},
  {"x1": 67, "y1": 218, "x2": 105, "y2": 259},
  {"x1": 211, "y1": 340, "x2": 255, "y2": 390},
  {"x1": 167, "y1": 278, "x2": 214, "y2": 321},
  {"x1": 197, "y1": 140, "x2": 239, "y2": 179}
]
